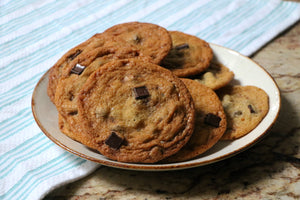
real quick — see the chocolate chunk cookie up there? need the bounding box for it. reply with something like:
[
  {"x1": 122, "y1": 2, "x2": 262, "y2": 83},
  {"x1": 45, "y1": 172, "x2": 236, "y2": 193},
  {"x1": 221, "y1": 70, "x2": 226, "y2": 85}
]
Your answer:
[
  {"x1": 218, "y1": 85, "x2": 269, "y2": 140},
  {"x1": 54, "y1": 45, "x2": 151, "y2": 148},
  {"x1": 47, "y1": 33, "x2": 124, "y2": 103},
  {"x1": 165, "y1": 79, "x2": 227, "y2": 162},
  {"x1": 77, "y1": 59, "x2": 195, "y2": 163},
  {"x1": 103, "y1": 22, "x2": 172, "y2": 64},
  {"x1": 190, "y1": 62, "x2": 234, "y2": 90},
  {"x1": 54, "y1": 45, "x2": 146, "y2": 117},
  {"x1": 161, "y1": 31, "x2": 213, "y2": 77}
]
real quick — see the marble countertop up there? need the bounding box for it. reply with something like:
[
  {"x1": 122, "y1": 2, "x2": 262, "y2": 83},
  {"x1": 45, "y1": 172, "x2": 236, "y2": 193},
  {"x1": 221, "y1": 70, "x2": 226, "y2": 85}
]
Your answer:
[{"x1": 44, "y1": 18, "x2": 300, "y2": 200}]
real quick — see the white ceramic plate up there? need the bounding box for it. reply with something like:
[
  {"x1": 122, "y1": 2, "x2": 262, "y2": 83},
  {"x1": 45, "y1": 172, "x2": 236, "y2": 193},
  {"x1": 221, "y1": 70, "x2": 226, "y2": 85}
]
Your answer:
[{"x1": 32, "y1": 43, "x2": 281, "y2": 171}]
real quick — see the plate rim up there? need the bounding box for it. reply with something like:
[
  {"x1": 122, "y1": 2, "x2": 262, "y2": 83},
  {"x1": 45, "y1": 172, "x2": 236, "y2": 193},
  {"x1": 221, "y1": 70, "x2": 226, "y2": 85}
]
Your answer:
[{"x1": 31, "y1": 43, "x2": 281, "y2": 171}]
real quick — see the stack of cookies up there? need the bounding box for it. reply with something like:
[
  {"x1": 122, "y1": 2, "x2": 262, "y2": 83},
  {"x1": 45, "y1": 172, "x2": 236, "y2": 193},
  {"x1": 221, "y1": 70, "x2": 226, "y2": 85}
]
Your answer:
[{"x1": 47, "y1": 22, "x2": 269, "y2": 163}]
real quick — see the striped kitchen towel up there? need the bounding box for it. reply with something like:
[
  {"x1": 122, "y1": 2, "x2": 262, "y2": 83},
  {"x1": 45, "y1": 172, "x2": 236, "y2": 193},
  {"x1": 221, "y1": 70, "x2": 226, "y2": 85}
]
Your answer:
[{"x1": 1, "y1": 0, "x2": 299, "y2": 199}]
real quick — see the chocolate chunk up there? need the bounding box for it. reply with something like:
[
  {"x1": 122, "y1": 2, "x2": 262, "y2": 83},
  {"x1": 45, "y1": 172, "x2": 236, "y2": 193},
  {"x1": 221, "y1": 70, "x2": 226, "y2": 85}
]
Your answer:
[
  {"x1": 105, "y1": 132, "x2": 124, "y2": 149},
  {"x1": 68, "y1": 49, "x2": 82, "y2": 60},
  {"x1": 175, "y1": 43, "x2": 189, "y2": 50},
  {"x1": 70, "y1": 64, "x2": 85, "y2": 75},
  {"x1": 204, "y1": 113, "x2": 221, "y2": 127},
  {"x1": 68, "y1": 110, "x2": 78, "y2": 116},
  {"x1": 133, "y1": 35, "x2": 141, "y2": 43},
  {"x1": 133, "y1": 86, "x2": 150, "y2": 99},
  {"x1": 248, "y1": 105, "x2": 256, "y2": 113},
  {"x1": 234, "y1": 111, "x2": 242, "y2": 116}
]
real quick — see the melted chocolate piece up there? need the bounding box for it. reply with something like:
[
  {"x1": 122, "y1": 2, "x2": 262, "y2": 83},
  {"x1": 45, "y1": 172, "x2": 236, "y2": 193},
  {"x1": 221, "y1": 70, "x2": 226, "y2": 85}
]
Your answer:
[
  {"x1": 68, "y1": 110, "x2": 78, "y2": 116},
  {"x1": 248, "y1": 105, "x2": 256, "y2": 113},
  {"x1": 70, "y1": 64, "x2": 85, "y2": 75},
  {"x1": 133, "y1": 86, "x2": 150, "y2": 100},
  {"x1": 234, "y1": 110, "x2": 243, "y2": 116},
  {"x1": 68, "y1": 49, "x2": 82, "y2": 60},
  {"x1": 133, "y1": 35, "x2": 141, "y2": 43},
  {"x1": 204, "y1": 113, "x2": 221, "y2": 127},
  {"x1": 105, "y1": 132, "x2": 124, "y2": 149},
  {"x1": 175, "y1": 43, "x2": 189, "y2": 50}
]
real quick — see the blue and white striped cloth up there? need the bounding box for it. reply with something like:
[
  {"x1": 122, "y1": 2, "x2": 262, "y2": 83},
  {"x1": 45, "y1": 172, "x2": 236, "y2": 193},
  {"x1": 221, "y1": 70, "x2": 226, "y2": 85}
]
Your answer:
[{"x1": 1, "y1": 0, "x2": 299, "y2": 199}]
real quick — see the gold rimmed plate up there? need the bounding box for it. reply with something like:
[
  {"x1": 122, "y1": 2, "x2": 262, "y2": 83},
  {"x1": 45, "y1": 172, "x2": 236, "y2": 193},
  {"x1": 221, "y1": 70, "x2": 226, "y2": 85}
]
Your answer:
[{"x1": 31, "y1": 44, "x2": 281, "y2": 171}]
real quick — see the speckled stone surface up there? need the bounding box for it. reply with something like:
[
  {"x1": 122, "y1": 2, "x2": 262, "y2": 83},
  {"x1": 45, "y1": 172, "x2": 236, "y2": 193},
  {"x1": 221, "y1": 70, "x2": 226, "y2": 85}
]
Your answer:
[{"x1": 44, "y1": 19, "x2": 300, "y2": 200}]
